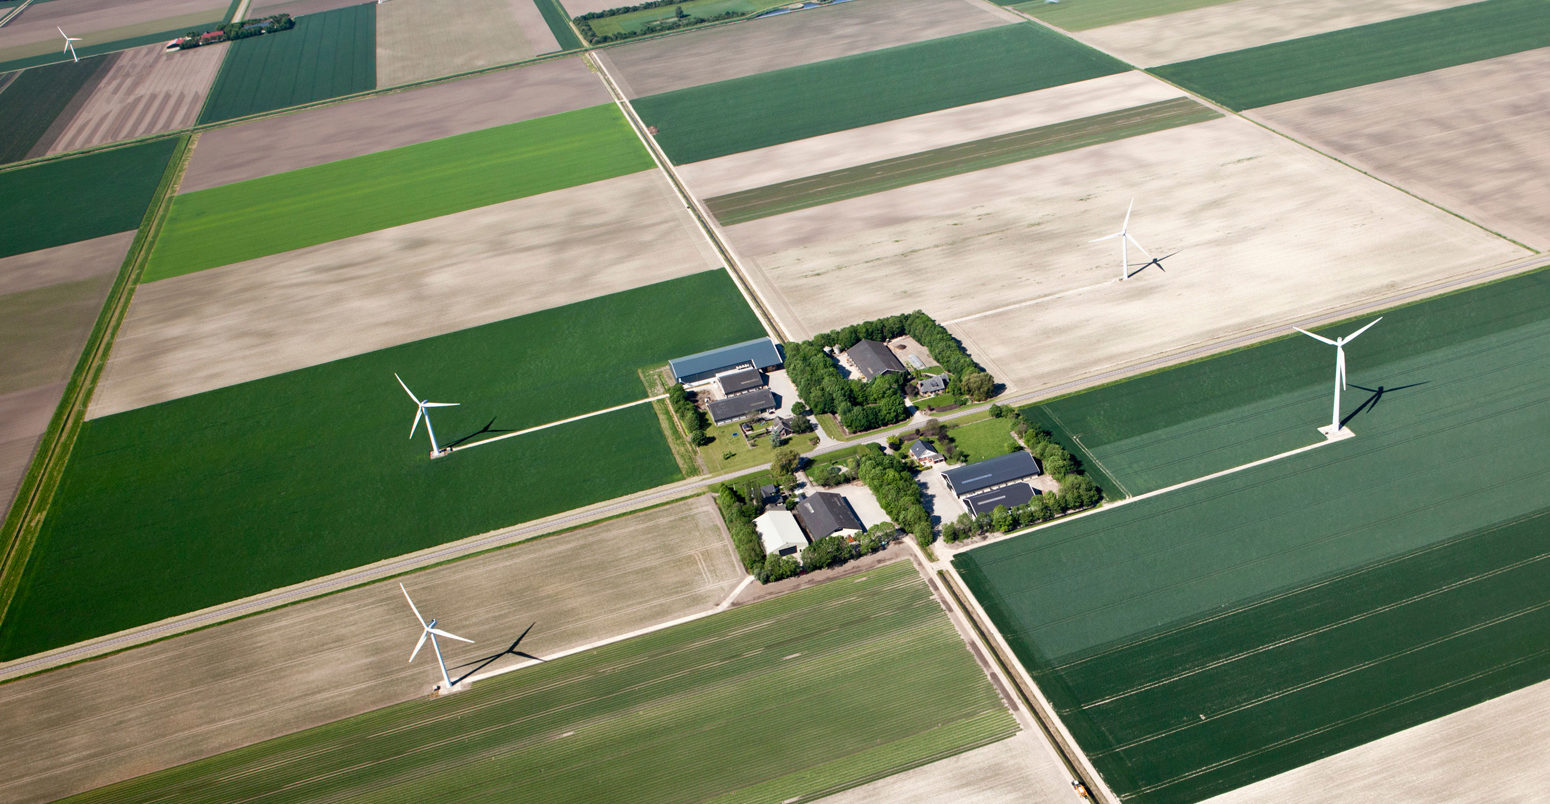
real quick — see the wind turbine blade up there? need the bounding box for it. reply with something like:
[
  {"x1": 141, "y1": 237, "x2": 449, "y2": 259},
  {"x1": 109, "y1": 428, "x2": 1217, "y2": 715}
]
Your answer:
[
  {"x1": 1345, "y1": 316, "x2": 1383, "y2": 343},
  {"x1": 1089, "y1": 233, "x2": 1120, "y2": 243},
  {"x1": 400, "y1": 583, "x2": 427, "y2": 627},
  {"x1": 410, "y1": 405, "x2": 424, "y2": 438},
  {"x1": 1293, "y1": 326, "x2": 1337, "y2": 346},
  {"x1": 410, "y1": 630, "x2": 428, "y2": 662},
  {"x1": 394, "y1": 373, "x2": 419, "y2": 403},
  {"x1": 423, "y1": 401, "x2": 459, "y2": 408},
  {"x1": 58, "y1": 26, "x2": 67, "y2": 37},
  {"x1": 430, "y1": 628, "x2": 473, "y2": 644},
  {"x1": 1127, "y1": 234, "x2": 1152, "y2": 259},
  {"x1": 1122, "y1": 197, "x2": 1134, "y2": 232}
]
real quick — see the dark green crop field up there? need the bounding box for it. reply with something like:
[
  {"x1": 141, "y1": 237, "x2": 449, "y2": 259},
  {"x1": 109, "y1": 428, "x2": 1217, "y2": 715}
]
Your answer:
[
  {"x1": 147, "y1": 103, "x2": 652, "y2": 280},
  {"x1": 1151, "y1": 0, "x2": 1550, "y2": 110},
  {"x1": 0, "y1": 270, "x2": 766, "y2": 659},
  {"x1": 958, "y1": 269, "x2": 1550, "y2": 802},
  {"x1": 0, "y1": 54, "x2": 110, "y2": 164},
  {"x1": 1007, "y1": 0, "x2": 1235, "y2": 31},
  {"x1": 66, "y1": 562, "x2": 1016, "y2": 803},
  {"x1": 197, "y1": 3, "x2": 376, "y2": 124},
  {"x1": 706, "y1": 97, "x2": 1218, "y2": 225},
  {"x1": 0, "y1": 137, "x2": 176, "y2": 258},
  {"x1": 635, "y1": 23, "x2": 1128, "y2": 164}
]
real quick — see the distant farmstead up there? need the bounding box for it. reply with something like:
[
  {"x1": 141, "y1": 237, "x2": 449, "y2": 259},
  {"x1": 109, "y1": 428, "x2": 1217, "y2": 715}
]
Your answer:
[{"x1": 670, "y1": 337, "x2": 783, "y2": 385}]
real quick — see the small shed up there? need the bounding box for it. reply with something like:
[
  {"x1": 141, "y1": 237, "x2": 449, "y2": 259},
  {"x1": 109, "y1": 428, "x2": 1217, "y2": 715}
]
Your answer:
[{"x1": 755, "y1": 510, "x2": 808, "y2": 557}]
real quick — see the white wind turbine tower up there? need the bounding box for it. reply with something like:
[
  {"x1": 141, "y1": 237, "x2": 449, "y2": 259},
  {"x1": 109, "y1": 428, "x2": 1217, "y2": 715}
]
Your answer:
[
  {"x1": 395, "y1": 373, "x2": 458, "y2": 456},
  {"x1": 1294, "y1": 317, "x2": 1381, "y2": 437},
  {"x1": 401, "y1": 583, "x2": 474, "y2": 690},
  {"x1": 58, "y1": 27, "x2": 83, "y2": 63},
  {"x1": 1090, "y1": 198, "x2": 1152, "y2": 281}
]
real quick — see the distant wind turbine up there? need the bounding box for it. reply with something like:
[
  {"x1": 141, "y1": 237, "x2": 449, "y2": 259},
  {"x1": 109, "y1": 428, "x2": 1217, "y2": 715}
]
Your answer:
[
  {"x1": 1090, "y1": 198, "x2": 1152, "y2": 281},
  {"x1": 395, "y1": 373, "x2": 458, "y2": 456},
  {"x1": 401, "y1": 583, "x2": 474, "y2": 690},
  {"x1": 1294, "y1": 317, "x2": 1381, "y2": 436},
  {"x1": 58, "y1": 27, "x2": 82, "y2": 63}
]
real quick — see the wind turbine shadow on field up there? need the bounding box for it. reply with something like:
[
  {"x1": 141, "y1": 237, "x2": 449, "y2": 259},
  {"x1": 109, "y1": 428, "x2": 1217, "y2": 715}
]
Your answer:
[
  {"x1": 444, "y1": 418, "x2": 515, "y2": 449},
  {"x1": 1126, "y1": 250, "x2": 1180, "y2": 280},
  {"x1": 1340, "y1": 381, "x2": 1429, "y2": 429},
  {"x1": 450, "y1": 622, "x2": 545, "y2": 685}
]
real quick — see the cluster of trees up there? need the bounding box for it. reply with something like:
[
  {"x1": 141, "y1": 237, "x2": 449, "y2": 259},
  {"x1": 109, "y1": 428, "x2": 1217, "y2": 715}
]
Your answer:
[
  {"x1": 805, "y1": 311, "x2": 996, "y2": 402},
  {"x1": 573, "y1": 1, "x2": 745, "y2": 44},
  {"x1": 855, "y1": 447, "x2": 934, "y2": 549},
  {"x1": 714, "y1": 481, "x2": 892, "y2": 583},
  {"x1": 177, "y1": 14, "x2": 292, "y2": 48},
  {"x1": 802, "y1": 522, "x2": 893, "y2": 571},
  {"x1": 667, "y1": 384, "x2": 711, "y2": 446},
  {"x1": 715, "y1": 484, "x2": 769, "y2": 579}
]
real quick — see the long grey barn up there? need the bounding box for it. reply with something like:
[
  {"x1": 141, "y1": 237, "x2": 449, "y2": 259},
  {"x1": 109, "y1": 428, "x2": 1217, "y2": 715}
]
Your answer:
[
  {"x1": 963, "y1": 482, "x2": 1036, "y2": 516},
  {"x1": 943, "y1": 452, "x2": 1041, "y2": 498},
  {"x1": 670, "y1": 338, "x2": 783, "y2": 384},
  {"x1": 707, "y1": 388, "x2": 777, "y2": 425}
]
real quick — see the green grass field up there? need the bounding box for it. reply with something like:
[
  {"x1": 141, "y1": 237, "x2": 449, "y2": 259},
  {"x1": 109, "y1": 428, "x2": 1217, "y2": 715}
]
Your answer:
[
  {"x1": 0, "y1": 55, "x2": 111, "y2": 164},
  {"x1": 197, "y1": 4, "x2": 376, "y2": 124},
  {"x1": 65, "y1": 562, "x2": 1016, "y2": 802},
  {"x1": 1151, "y1": 0, "x2": 1550, "y2": 110},
  {"x1": 957, "y1": 269, "x2": 1550, "y2": 801},
  {"x1": 706, "y1": 97, "x2": 1218, "y2": 225},
  {"x1": 146, "y1": 104, "x2": 653, "y2": 280},
  {"x1": 0, "y1": 270, "x2": 767, "y2": 659},
  {"x1": 1006, "y1": 0, "x2": 1235, "y2": 31},
  {"x1": 0, "y1": 137, "x2": 177, "y2": 259},
  {"x1": 634, "y1": 23, "x2": 1128, "y2": 164},
  {"x1": 946, "y1": 416, "x2": 1016, "y2": 464}
]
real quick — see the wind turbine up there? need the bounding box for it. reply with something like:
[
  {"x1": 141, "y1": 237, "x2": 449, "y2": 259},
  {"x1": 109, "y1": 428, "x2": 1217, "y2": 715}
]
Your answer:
[
  {"x1": 395, "y1": 373, "x2": 458, "y2": 456},
  {"x1": 58, "y1": 27, "x2": 83, "y2": 63},
  {"x1": 1090, "y1": 198, "x2": 1152, "y2": 281},
  {"x1": 401, "y1": 583, "x2": 474, "y2": 690},
  {"x1": 1294, "y1": 317, "x2": 1381, "y2": 436}
]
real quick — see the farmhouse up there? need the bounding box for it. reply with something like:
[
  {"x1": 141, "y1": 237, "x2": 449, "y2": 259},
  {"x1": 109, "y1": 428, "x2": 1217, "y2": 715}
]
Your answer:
[
  {"x1": 846, "y1": 339, "x2": 904, "y2": 380},
  {"x1": 717, "y1": 367, "x2": 764, "y2": 396},
  {"x1": 943, "y1": 451, "x2": 1041, "y2": 498},
  {"x1": 795, "y1": 492, "x2": 864, "y2": 541},
  {"x1": 909, "y1": 439, "x2": 944, "y2": 465},
  {"x1": 962, "y1": 482, "x2": 1037, "y2": 517},
  {"x1": 917, "y1": 373, "x2": 949, "y2": 396},
  {"x1": 707, "y1": 388, "x2": 777, "y2": 425},
  {"x1": 755, "y1": 510, "x2": 808, "y2": 557},
  {"x1": 670, "y1": 337, "x2": 783, "y2": 385}
]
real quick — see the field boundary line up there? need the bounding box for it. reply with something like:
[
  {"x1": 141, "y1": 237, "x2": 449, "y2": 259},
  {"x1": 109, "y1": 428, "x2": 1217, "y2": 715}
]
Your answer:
[
  {"x1": 444, "y1": 395, "x2": 665, "y2": 455},
  {"x1": 1041, "y1": 404, "x2": 1129, "y2": 498},
  {"x1": 0, "y1": 0, "x2": 34, "y2": 27}
]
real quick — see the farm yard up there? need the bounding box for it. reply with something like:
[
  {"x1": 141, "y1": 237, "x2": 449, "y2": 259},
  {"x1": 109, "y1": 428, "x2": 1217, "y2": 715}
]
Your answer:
[
  {"x1": 41, "y1": 42, "x2": 227, "y2": 155},
  {"x1": 196, "y1": 3, "x2": 376, "y2": 124},
  {"x1": 64, "y1": 563, "x2": 1019, "y2": 803},
  {"x1": 178, "y1": 55, "x2": 609, "y2": 192},
  {"x1": 91, "y1": 169, "x2": 721, "y2": 417},
  {"x1": 1251, "y1": 47, "x2": 1550, "y2": 251},
  {"x1": 375, "y1": 0, "x2": 560, "y2": 88},
  {"x1": 148, "y1": 103, "x2": 651, "y2": 280},
  {"x1": 0, "y1": 497, "x2": 743, "y2": 803},
  {"x1": 0, "y1": 0, "x2": 226, "y2": 71},
  {"x1": 955, "y1": 269, "x2": 1550, "y2": 802}
]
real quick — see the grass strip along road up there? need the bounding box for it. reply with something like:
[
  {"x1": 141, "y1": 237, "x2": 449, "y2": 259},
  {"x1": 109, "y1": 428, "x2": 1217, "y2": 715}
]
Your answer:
[
  {"x1": 197, "y1": 3, "x2": 376, "y2": 124},
  {"x1": 634, "y1": 22, "x2": 1127, "y2": 164},
  {"x1": 64, "y1": 562, "x2": 1016, "y2": 803},
  {"x1": 1151, "y1": 0, "x2": 1550, "y2": 110},
  {"x1": 956, "y1": 268, "x2": 1550, "y2": 802},
  {"x1": 705, "y1": 97, "x2": 1218, "y2": 225},
  {"x1": 146, "y1": 103, "x2": 652, "y2": 280},
  {"x1": 0, "y1": 270, "x2": 766, "y2": 660},
  {"x1": 0, "y1": 138, "x2": 178, "y2": 259}
]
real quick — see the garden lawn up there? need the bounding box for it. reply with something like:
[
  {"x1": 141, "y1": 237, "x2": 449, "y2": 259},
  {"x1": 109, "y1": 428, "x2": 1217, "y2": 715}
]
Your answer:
[
  {"x1": 0, "y1": 55, "x2": 111, "y2": 163},
  {"x1": 958, "y1": 268, "x2": 1550, "y2": 801},
  {"x1": 0, "y1": 137, "x2": 177, "y2": 258},
  {"x1": 65, "y1": 562, "x2": 1016, "y2": 803},
  {"x1": 1151, "y1": 0, "x2": 1550, "y2": 110},
  {"x1": 0, "y1": 270, "x2": 767, "y2": 659},
  {"x1": 1007, "y1": 0, "x2": 1236, "y2": 31},
  {"x1": 634, "y1": 23, "x2": 1128, "y2": 164},
  {"x1": 146, "y1": 103, "x2": 652, "y2": 280},
  {"x1": 946, "y1": 416, "x2": 1015, "y2": 463},
  {"x1": 196, "y1": 3, "x2": 375, "y2": 124}
]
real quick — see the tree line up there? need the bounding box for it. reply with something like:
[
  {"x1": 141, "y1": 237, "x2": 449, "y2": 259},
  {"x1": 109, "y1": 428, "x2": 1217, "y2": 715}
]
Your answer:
[
  {"x1": 667, "y1": 384, "x2": 711, "y2": 446},
  {"x1": 573, "y1": 1, "x2": 746, "y2": 45},
  {"x1": 176, "y1": 14, "x2": 292, "y2": 49},
  {"x1": 713, "y1": 482, "x2": 890, "y2": 583}
]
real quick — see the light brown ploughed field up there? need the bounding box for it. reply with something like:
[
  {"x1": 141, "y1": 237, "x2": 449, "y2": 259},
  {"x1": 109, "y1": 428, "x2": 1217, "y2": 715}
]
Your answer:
[
  {"x1": 376, "y1": 0, "x2": 558, "y2": 89},
  {"x1": 1251, "y1": 48, "x2": 1550, "y2": 251},
  {"x1": 1072, "y1": 0, "x2": 1478, "y2": 67},
  {"x1": 0, "y1": 231, "x2": 134, "y2": 513},
  {"x1": 178, "y1": 55, "x2": 608, "y2": 193},
  {"x1": 596, "y1": 0, "x2": 1017, "y2": 98},
  {"x1": 89, "y1": 169, "x2": 720, "y2": 417},
  {"x1": 719, "y1": 115, "x2": 1526, "y2": 394},
  {"x1": 0, "y1": 0, "x2": 224, "y2": 61},
  {"x1": 43, "y1": 43, "x2": 227, "y2": 156},
  {"x1": 1208, "y1": 678, "x2": 1550, "y2": 804},
  {"x1": 0, "y1": 496, "x2": 744, "y2": 804},
  {"x1": 819, "y1": 730, "x2": 1074, "y2": 803}
]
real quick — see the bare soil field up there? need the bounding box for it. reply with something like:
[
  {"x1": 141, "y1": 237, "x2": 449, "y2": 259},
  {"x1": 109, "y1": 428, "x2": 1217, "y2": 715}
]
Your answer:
[
  {"x1": 819, "y1": 730, "x2": 1072, "y2": 803},
  {"x1": 597, "y1": 0, "x2": 1016, "y2": 98},
  {"x1": 43, "y1": 42, "x2": 226, "y2": 155},
  {"x1": 1209, "y1": 678, "x2": 1550, "y2": 803},
  {"x1": 1252, "y1": 48, "x2": 1550, "y2": 251},
  {"x1": 90, "y1": 170, "x2": 719, "y2": 417},
  {"x1": 721, "y1": 116, "x2": 1525, "y2": 392},
  {"x1": 0, "y1": 0, "x2": 224, "y2": 60},
  {"x1": 179, "y1": 55, "x2": 606, "y2": 192},
  {"x1": 0, "y1": 496, "x2": 742, "y2": 804},
  {"x1": 1076, "y1": 0, "x2": 1477, "y2": 67},
  {"x1": 0, "y1": 382, "x2": 65, "y2": 515},
  {"x1": 679, "y1": 70, "x2": 1180, "y2": 199},
  {"x1": 0, "y1": 230, "x2": 134, "y2": 297},
  {"x1": 376, "y1": 0, "x2": 544, "y2": 88}
]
